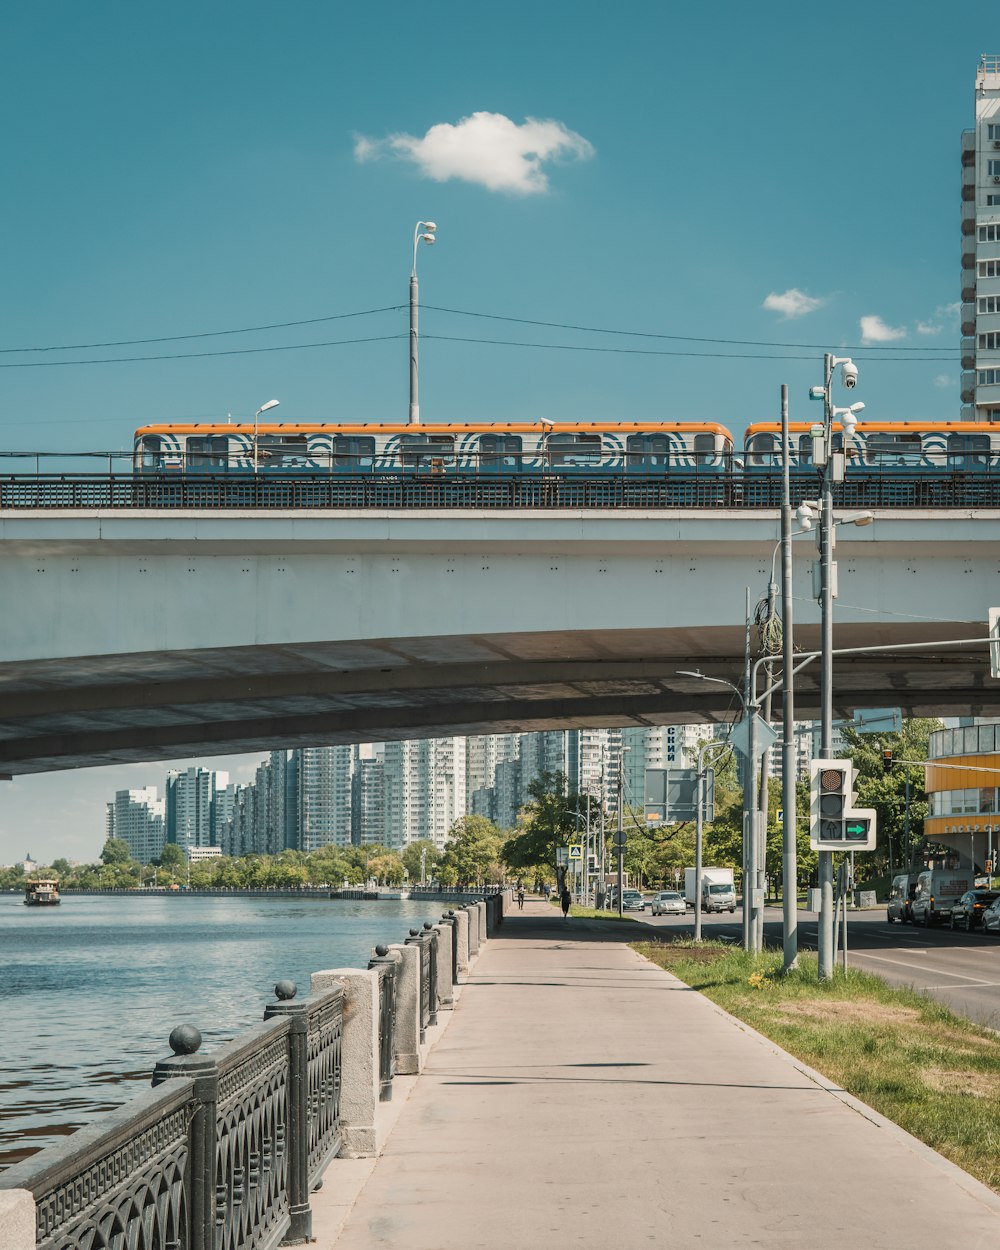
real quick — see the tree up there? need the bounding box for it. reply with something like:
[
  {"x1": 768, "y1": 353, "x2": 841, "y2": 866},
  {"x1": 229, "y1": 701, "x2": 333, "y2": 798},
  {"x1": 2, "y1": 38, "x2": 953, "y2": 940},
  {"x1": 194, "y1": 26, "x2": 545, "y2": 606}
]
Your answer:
[
  {"x1": 158, "y1": 843, "x2": 186, "y2": 871},
  {"x1": 502, "y1": 771, "x2": 590, "y2": 886},
  {"x1": 100, "y1": 837, "x2": 132, "y2": 865},
  {"x1": 367, "y1": 853, "x2": 406, "y2": 886},
  {"x1": 50, "y1": 858, "x2": 71, "y2": 876},
  {"x1": 401, "y1": 840, "x2": 441, "y2": 884},
  {"x1": 441, "y1": 815, "x2": 505, "y2": 885}
]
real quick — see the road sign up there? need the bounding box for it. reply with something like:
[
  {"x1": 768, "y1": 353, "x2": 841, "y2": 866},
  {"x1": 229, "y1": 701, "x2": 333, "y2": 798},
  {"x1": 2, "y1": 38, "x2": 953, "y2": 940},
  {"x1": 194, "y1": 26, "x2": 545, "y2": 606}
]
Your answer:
[
  {"x1": 852, "y1": 707, "x2": 903, "y2": 733},
  {"x1": 644, "y1": 767, "x2": 709, "y2": 823},
  {"x1": 556, "y1": 847, "x2": 568, "y2": 867},
  {"x1": 809, "y1": 758, "x2": 876, "y2": 851},
  {"x1": 729, "y1": 714, "x2": 780, "y2": 762},
  {"x1": 990, "y1": 608, "x2": 1000, "y2": 680},
  {"x1": 568, "y1": 844, "x2": 583, "y2": 861},
  {"x1": 777, "y1": 809, "x2": 783, "y2": 824}
]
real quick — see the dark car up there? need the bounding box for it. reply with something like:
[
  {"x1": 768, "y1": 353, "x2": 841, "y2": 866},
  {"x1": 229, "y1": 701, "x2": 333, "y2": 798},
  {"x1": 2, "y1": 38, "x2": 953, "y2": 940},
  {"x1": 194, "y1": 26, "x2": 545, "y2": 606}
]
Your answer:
[{"x1": 949, "y1": 889, "x2": 1000, "y2": 932}]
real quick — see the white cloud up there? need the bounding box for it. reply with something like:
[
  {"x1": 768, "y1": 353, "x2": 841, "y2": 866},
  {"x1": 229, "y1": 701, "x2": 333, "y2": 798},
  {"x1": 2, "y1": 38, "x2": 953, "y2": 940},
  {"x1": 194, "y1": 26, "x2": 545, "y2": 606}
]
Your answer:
[
  {"x1": 916, "y1": 321, "x2": 942, "y2": 336},
  {"x1": 860, "y1": 314, "x2": 906, "y2": 344},
  {"x1": 761, "y1": 288, "x2": 824, "y2": 318},
  {"x1": 353, "y1": 111, "x2": 594, "y2": 195},
  {"x1": 934, "y1": 374, "x2": 953, "y2": 389},
  {"x1": 938, "y1": 302, "x2": 960, "y2": 318}
]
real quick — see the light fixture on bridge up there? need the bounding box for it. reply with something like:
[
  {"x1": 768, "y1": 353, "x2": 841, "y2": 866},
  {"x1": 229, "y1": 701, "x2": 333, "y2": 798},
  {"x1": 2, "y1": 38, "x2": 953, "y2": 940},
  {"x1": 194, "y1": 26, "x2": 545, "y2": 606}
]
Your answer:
[
  {"x1": 409, "y1": 221, "x2": 439, "y2": 426},
  {"x1": 253, "y1": 399, "x2": 281, "y2": 474}
]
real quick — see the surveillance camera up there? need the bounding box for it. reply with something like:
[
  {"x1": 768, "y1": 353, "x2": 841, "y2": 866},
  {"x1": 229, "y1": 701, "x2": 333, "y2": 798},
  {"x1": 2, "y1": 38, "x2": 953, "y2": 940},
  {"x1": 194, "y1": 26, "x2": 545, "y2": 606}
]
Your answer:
[{"x1": 841, "y1": 361, "x2": 858, "y2": 389}]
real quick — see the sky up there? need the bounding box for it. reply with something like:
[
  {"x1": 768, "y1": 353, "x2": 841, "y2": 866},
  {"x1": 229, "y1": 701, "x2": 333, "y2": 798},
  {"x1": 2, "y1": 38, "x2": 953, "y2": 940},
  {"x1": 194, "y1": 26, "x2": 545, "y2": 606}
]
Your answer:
[{"x1": 0, "y1": 1, "x2": 995, "y2": 863}]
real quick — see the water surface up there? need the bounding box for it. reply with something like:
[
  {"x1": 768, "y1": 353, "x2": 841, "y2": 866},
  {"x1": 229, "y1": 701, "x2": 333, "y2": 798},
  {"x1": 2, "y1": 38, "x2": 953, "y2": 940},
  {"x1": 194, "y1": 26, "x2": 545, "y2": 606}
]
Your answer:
[{"x1": 0, "y1": 893, "x2": 438, "y2": 1168}]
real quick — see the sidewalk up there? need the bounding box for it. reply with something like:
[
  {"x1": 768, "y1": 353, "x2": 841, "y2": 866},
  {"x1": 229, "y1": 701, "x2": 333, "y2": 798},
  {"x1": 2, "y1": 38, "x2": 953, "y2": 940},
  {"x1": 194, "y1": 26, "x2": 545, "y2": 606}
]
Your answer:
[{"x1": 314, "y1": 899, "x2": 1000, "y2": 1249}]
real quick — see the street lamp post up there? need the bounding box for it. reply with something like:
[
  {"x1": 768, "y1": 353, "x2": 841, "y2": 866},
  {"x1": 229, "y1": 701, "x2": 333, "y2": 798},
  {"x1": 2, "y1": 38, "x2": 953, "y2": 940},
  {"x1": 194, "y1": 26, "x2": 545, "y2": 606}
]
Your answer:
[
  {"x1": 253, "y1": 399, "x2": 280, "y2": 474},
  {"x1": 694, "y1": 740, "x2": 729, "y2": 942},
  {"x1": 409, "y1": 220, "x2": 437, "y2": 425}
]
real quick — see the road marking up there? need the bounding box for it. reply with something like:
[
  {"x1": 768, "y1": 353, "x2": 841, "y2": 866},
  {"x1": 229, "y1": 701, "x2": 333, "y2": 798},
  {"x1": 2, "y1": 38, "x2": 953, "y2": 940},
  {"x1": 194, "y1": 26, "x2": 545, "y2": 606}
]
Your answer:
[
  {"x1": 850, "y1": 950, "x2": 1000, "y2": 982},
  {"x1": 920, "y1": 982, "x2": 1000, "y2": 990}
]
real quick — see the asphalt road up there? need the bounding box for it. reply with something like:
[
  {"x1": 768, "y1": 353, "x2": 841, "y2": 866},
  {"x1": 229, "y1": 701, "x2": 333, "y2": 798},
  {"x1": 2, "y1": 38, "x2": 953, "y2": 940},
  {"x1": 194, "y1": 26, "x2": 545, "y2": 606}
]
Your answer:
[{"x1": 635, "y1": 905, "x2": 1000, "y2": 1029}]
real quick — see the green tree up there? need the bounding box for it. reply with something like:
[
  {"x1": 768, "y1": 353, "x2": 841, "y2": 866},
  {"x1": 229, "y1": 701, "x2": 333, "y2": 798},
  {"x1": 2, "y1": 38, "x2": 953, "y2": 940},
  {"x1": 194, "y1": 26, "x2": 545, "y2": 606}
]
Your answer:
[
  {"x1": 401, "y1": 840, "x2": 441, "y2": 884},
  {"x1": 158, "y1": 843, "x2": 186, "y2": 871},
  {"x1": 441, "y1": 815, "x2": 505, "y2": 885},
  {"x1": 100, "y1": 837, "x2": 132, "y2": 865},
  {"x1": 502, "y1": 771, "x2": 589, "y2": 886},
  {"x1": 368, "y1": 852, "x2": 406, "y2": 885},
  {"x1": 50, "y1": 858, "x2": 71, "y2": 876}
]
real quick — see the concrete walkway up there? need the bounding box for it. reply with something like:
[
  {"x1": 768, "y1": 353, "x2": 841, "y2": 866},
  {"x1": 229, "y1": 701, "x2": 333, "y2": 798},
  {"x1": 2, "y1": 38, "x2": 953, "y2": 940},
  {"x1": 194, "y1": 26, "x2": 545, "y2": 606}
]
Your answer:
[{"x1": 315, "y1": 900, "x2": 1000, "y2": 1249}]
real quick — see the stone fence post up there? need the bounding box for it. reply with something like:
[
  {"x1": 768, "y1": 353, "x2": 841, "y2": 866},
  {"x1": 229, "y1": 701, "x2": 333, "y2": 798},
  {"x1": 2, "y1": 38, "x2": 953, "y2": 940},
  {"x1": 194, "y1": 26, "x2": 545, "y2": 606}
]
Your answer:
[
  {"x1": 465, "y1": 905, "x2": 480, "y2": 957},
  {"x1": 427, "y1": 921, "x2": 453, "y2": 1009},
  {"x1": 474, "y1": 900, "x2": 487, "y2": 945},
  {"x1": 388, "y1": 942, "x2": 421, "y2": 1074},
  {"x1": 0, "y1": 1191, "x2": 35, "y2": 1250},
  {"x1": 453, "y1": 908, "x2": 471, "y2": 973},
  {"x1": 310, "y1": 968, "x2": 379, "y2": 1157}
]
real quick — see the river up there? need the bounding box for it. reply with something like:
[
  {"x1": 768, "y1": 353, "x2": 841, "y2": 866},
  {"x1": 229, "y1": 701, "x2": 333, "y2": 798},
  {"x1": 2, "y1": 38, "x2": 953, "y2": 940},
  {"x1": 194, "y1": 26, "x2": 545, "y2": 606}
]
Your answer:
[{"x1": 0, "y1": 892, "x2": 440, "y2": 1169}]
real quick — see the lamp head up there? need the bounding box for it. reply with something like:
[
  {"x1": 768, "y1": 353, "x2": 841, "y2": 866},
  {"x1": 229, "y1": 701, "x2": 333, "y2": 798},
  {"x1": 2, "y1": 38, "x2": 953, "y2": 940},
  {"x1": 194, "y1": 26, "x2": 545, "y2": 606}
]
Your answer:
[
  {"x1": 422, "y1": 221, "x2": 437, "y2": 232},
  {"x1": 256, "y1": 399, "x2": 280, "y2": 417},
  {"x1": 420, "y1": 233, "x2": 436, "y2": 244}
]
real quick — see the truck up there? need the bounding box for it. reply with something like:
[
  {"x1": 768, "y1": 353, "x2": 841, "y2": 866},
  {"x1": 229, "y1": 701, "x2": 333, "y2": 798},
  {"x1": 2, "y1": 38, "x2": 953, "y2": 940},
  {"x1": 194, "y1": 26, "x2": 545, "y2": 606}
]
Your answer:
[
  {"x1": 684, "y1": 867, "x2": 737, "y2": 913},
  {"x1": 909, "y1": 869, "x2": 972, "y2": 927}
]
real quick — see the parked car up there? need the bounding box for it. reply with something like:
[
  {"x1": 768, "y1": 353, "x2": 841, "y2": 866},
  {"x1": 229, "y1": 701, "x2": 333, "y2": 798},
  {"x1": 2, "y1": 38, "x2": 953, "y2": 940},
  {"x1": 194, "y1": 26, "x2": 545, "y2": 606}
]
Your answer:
[
  {"x1": 949, "y1": 889, "x2": 1000, "y2": 932},
  {"x1": 651, "y1": 891, "x2": 686, "y2": 916},
  {"x1": 621, "y1": 889, "x2": 646, "y2": 912},
  {"x1": 886, "y1": 873, "x2": 917, "y2": 924},
  {"x1": 981, "y1": 897, "x2": 1000, "y2": 935}
]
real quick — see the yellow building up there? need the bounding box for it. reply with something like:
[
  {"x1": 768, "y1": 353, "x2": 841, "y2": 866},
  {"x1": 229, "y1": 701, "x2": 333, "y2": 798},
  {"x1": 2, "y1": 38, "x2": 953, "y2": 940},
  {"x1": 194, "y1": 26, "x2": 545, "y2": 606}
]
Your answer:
[{"x1": 925, "y1": 722, "x2": 1000, "y2": 871}]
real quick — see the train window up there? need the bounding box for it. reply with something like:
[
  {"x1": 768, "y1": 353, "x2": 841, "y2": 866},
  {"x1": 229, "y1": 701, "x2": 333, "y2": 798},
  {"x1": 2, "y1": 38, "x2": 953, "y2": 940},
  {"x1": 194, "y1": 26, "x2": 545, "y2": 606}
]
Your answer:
[
  {"x1": 256, "y1": 433, "x2": 309, "y2": 466},
  {"x1": 947, "y1": 433, "x2": 990, "y2": 469},
  {"x1": 545, "y1": 433, "x2": 603, "y2": 467},
  {"x1": 693, "y1": 433, "x2": 717, "y2": 464},
  {"x1": 332, "y1": 436, "x2": 376, "y2": 469},
  {"x1": 626, "y1": 434, "x2": 669, "y2": 467},
  {"x1": 140, "y1": 435, "x2": 163, "y2": 469},
  {"x1": 863, "y1": 433, "x2": 922, "y2": 465},
  {"x1": 186, "y1": 435, "x2": 229, "y2": 469},
  {"x1": 479, "y1": 433, "x2": 522, "y2": 470},
  {"x1": 399, "y1": 434, "x2": 456, "y2": 469},
  {"x1": 747, "y1": 433, "x2": 775, "y2": 466}
]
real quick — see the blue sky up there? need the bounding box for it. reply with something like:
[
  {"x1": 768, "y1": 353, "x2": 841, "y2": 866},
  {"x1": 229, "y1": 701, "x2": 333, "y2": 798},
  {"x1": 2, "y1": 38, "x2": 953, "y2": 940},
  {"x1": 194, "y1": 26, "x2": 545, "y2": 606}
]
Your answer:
[{"x1": 0, "y1": 2, "x2": 994, "y2": 862}]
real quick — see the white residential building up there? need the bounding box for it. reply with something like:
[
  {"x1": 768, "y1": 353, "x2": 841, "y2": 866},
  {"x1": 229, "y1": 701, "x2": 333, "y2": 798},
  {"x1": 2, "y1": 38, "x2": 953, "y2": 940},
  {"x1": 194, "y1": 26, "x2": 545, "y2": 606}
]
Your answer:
[
  {"x1": 298, "y1": 746, "x2": 354, "y2": 850},
  {"x1": 962, "y1": 55, "x2": 1000, "y2": 422},
  {"x1": 113, "y1": 787, "x2": 165, "y2": 864}
]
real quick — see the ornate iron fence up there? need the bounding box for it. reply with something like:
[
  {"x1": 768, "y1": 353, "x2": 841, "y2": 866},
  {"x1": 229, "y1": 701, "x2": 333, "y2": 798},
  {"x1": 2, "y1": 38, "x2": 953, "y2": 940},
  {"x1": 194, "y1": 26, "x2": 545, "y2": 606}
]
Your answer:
[
  {"x1": 404, "y1": 928, "x2": 433, "y2": 1043},
  {"x1": 367, "y1": 948, "x2": 398, "y2": 1102}
]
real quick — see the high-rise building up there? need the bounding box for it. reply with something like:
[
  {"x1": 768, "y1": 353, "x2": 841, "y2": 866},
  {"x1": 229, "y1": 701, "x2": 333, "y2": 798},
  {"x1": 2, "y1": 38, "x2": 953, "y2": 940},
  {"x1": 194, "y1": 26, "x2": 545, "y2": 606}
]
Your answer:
[
  {"x1": 962, "y1": 56, "x2": 1000, "y2": 422},
  {"x1": 113, "y1": 787, "x2": 165, "y2": 864},
  {"x1": 298, "y1": 746, "x2": 354, "y2": 850},
  {"x1": 351, "y1": 744, "x2": 385, "y2": 845},
  {"x1": 165, "y1": 767, "x2": 221, "y2": 855}
]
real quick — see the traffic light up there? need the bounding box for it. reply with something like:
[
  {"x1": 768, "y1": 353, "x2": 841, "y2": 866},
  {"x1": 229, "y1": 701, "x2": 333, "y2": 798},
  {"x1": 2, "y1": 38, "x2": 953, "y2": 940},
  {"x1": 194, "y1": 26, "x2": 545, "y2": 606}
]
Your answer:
[
  {"x1": 809, "y1": 758, "x2": 876, "y2": 851},
  {"x1": 882, "y1": 748, "x2": 893, "y2": 773}
]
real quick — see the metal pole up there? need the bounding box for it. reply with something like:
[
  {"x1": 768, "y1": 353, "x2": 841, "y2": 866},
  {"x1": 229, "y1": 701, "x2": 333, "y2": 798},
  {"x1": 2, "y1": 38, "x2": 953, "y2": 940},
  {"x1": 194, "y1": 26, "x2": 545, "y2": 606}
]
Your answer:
[
  {"x1": 780, "y1": 383, "x2": 799, "y2": 971},
  {"x1": 818, "y1": 353, "x2": 835, "y2": 981},
  {"x1": 695, "y1": 745, "x2": 705, "y2": 942},
  {"x1": 409, "y1": 272, "x2": 420, "y2": 425},
  {"x1": 904, "y1": 775, "x2": 911, "y2": 867},
  {"x1": 742, "y1": 587, "x2": 754, "y2": 952},
  {"x1": 617, "y1": 758, "x2": 624, "y2": 918},
  {"x1": 586, "y1": 792, "x2": 592, "y2": 905}
]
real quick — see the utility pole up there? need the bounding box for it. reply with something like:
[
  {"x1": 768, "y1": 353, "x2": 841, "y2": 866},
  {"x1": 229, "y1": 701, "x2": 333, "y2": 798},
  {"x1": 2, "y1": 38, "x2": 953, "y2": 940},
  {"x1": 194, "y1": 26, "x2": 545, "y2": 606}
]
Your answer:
[
  {"x1": 616, "y1": 757, "x2": 625, "y2": 919},
  {"x1": 780, "y1": 383, "x2": 798, "y2": 971},
  {"x1": 817, "y1": 353, "x2": 836, "y2": 981}
]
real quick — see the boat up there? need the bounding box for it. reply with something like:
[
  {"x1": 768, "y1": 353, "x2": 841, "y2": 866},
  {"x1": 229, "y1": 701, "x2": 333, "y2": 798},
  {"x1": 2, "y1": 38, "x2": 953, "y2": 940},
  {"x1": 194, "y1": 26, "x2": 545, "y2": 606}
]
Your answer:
[{"x1": 24, "y1": 878, "x2": 60, "y2": 906}]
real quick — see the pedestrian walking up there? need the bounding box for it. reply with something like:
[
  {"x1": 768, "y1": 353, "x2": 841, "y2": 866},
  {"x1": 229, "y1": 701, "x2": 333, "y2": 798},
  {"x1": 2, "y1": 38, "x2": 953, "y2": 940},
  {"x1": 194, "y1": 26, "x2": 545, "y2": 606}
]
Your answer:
[
  {"x1": 517, "y1": 886, "x2": 525, "y2": 910},
  {"x1": 560, "y1": 886, "x2": 571, "y2": 918}
]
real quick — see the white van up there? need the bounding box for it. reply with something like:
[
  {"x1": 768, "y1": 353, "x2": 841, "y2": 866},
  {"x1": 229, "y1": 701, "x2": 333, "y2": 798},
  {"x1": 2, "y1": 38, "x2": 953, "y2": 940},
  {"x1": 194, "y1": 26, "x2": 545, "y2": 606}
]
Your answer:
[
  {"x1": 909, "y1": 869, "x2": 972, "y2": 927},
  {"x1": 886, "y1": 874, "x2": 917, "y2": 924}
]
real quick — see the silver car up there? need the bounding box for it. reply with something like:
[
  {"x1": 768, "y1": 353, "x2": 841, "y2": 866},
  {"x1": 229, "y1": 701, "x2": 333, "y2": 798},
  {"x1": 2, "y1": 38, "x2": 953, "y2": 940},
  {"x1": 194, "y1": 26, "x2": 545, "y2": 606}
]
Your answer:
[{"x1": 651, "y1": 891, "x2": 686, "y2": 916}]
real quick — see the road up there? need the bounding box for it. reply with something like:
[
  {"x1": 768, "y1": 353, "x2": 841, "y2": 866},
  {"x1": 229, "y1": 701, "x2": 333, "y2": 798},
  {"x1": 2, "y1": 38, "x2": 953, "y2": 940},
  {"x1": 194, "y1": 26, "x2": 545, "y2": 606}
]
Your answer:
[{"x1": 636, "y1": 906, "x2": 1000, "y2": 1029}]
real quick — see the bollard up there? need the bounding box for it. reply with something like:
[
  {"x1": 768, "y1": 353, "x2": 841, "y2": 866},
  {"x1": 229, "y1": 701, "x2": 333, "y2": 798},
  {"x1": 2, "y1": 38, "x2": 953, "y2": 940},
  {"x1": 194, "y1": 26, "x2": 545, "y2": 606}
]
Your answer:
[
  {"x1": 474, "y1": 899, "x2": 487, "y2": 944},
  {"x1": 152, "y1": 1025, "x2": 219, "y2": 1250},
  {"x1": 263, "y1": 980, "x2": 311, "y2": 1243},
  {"x1": 464, "y1": 905, "x2": 480, "y2": 957},
  {"x1": 452, "y1": 907, "x2": 471, "y2": 973},
  {"x1": 433, "y1": 920, "x2": 455, "y2": 1007}
]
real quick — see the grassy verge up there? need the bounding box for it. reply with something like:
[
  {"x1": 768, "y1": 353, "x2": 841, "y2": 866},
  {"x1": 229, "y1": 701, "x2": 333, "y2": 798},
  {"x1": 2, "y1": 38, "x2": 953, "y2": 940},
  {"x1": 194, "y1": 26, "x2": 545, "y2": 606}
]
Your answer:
[
  {"x1": 633, "y1": 939, "x2": 1000, "y2": 1194},
  {"x1": 544, "y1": 898, "x2": 635, "y2": 921}
]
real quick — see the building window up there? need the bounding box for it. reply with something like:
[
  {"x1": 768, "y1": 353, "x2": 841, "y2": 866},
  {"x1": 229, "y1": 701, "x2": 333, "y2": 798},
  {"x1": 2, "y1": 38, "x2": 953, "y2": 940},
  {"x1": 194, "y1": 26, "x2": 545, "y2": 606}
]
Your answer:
[
  {"x1": 979, "y1": 224, "x2": 1000, "y2": 242},
  {"x1": 979, "y1": 332, "x2": 1000, "y2": 350},
  {"x1": 990, "y1": 124, "x2": 1000, "y2": 140},
  {"x1": 980, "y1": 260, "x2": 1000, "y2": 278},
  {"x1": 978, "y1": 369, "x2": 1000, "y2": 385},
  {"x1": 980, "y1": 296, "x2": 1000, "y2": 313},
  {"x1": 989, "y1": 196, "x2": 1000, "y2": 207},
  {"x1": 989, "y1": 160, "x2": 1000, "y2": 176}
]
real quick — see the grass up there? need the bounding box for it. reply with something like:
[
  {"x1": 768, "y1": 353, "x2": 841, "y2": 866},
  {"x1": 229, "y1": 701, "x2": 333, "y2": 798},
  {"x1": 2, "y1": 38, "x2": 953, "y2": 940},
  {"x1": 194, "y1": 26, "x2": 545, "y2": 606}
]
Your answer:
[
  {"x1": 633, "y1": 939, "x2": 1000, "y2": 1194},
  {"x1": 544, "y1": 898, "x2": 637, "y2": 921}
]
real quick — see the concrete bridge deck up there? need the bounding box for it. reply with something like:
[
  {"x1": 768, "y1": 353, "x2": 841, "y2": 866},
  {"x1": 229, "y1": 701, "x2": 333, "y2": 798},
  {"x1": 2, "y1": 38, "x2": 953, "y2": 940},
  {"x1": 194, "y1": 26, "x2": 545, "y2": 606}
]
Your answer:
[{"x1": 315, "y1": 900, "x2": 1000, "y2": 1249}]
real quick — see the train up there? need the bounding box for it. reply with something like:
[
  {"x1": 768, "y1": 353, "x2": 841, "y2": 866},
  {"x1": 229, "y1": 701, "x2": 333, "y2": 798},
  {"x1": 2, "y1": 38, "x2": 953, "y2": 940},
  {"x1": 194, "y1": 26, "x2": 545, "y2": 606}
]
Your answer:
[{"x1": 133, "y1": 419, "x2": 1000, "y2": 481}]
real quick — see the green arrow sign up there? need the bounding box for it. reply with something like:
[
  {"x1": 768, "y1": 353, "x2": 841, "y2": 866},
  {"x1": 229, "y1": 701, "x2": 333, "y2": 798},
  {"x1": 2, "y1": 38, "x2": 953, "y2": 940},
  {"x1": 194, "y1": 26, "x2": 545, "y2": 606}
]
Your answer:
[{"x1": 845, "y1": 821, "x2": 868, "y2": 837}]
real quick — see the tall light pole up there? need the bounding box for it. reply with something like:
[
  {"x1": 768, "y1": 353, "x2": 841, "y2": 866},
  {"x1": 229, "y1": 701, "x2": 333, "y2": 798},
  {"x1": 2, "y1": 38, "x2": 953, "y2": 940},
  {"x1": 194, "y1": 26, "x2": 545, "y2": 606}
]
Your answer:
[
  {"x1": 409, "y1": 220, "x2": 437, "y2": 425},
  {"x1": 809, "y1": 352, "x2": 865, "y2": 980},
  {"x1": 693, "y1": 739, "x2": 729, "y2": 942},
  {"x1": 253, "y1": 399, "x2": 280, "y2": 474}
]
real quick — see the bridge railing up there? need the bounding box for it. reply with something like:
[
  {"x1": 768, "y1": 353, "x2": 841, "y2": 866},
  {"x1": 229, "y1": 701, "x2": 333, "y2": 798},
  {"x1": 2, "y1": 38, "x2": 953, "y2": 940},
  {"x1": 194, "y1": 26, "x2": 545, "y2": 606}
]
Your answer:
[
  {"x1": 0, "y1": 893, "x2": 512, "y2": 1249},
  {"x1": 2, "y1": 469, "x2": 999, "y2": 509}
]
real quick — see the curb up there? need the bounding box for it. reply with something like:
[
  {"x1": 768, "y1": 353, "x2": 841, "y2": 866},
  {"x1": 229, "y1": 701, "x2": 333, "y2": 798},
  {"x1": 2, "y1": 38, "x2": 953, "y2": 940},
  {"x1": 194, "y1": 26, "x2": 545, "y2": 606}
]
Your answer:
[{"x1": 632, "y1": 947, "x2": 1000, "y2": 1219}]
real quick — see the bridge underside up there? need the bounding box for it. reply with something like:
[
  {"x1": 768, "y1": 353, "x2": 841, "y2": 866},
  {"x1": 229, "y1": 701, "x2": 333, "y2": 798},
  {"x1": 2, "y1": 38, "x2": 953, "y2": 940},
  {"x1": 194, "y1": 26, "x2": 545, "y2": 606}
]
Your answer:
[
  {"x1": 0, "y1": 508, "x2": 995, "y2": 774},
  {"x1": 0, "y1": 622, "x2": 991, "y2": 775}
]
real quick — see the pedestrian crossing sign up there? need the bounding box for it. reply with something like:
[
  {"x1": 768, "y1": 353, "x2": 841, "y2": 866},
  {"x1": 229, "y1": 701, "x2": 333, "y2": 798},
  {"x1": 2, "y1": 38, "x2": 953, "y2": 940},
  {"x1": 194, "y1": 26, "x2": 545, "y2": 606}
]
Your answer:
[{"x1": 568, "y1": 844, "x2": 583, "y2": 861}]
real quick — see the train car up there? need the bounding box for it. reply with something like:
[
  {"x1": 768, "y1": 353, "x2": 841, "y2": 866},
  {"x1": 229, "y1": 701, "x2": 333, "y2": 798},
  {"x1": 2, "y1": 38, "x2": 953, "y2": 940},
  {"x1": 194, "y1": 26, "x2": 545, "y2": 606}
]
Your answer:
[
  {"x1": 743, "y1": 420, "x2": 1000, "y2": 506},
  {"x1": 133, "y1": 420, "x2": 738, "y2": 505}
]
